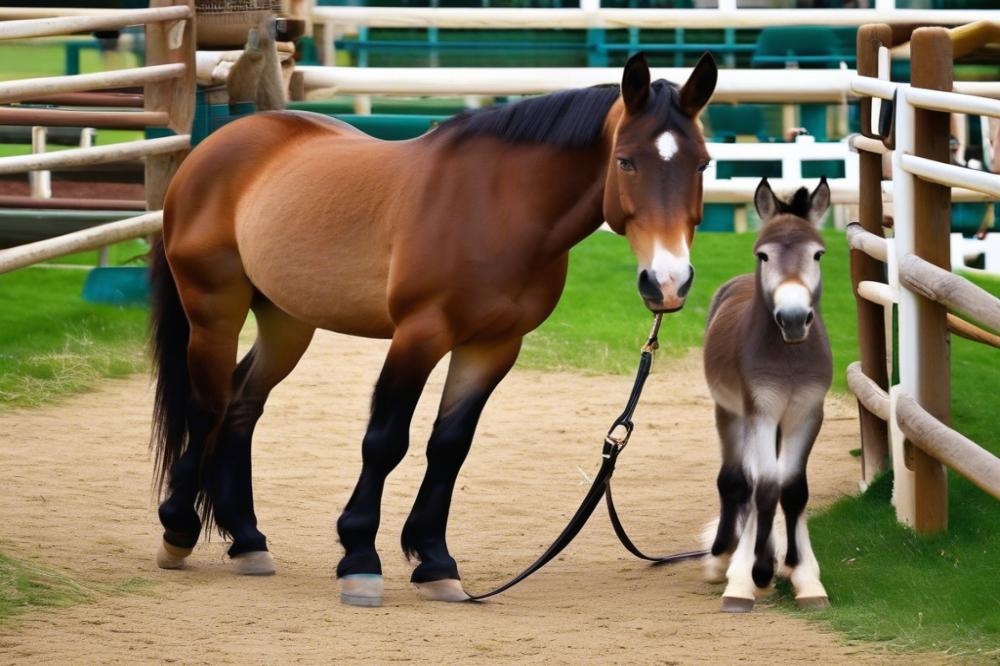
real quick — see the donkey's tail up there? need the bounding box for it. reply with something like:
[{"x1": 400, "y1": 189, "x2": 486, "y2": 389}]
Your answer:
[{"x1": 149, "y1": 235, "x2": 190, "y2": 496}]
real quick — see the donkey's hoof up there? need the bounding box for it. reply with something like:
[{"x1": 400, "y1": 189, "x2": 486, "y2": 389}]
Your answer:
[
  {"x1": 720, "y1": 596, "x2": 755, "y2": 613},
  {"x1": 795, "y1": 595, "x2": 830, "y2": 610},
  {"x1": 339, "y1": 574, "x2": 384, "y2": 607},
  {"x1": 703, "y1": 554, "x2": 728, "y2": 584},
  {"x1": 232, "y1": 550, "x2": 276, "y2": 576},
  {"x1": 156, "y1": 540, "x2": 193, "y2": 570},
  {"x1": 413, "y1": 578, "x2": 469, "y2": 602}
]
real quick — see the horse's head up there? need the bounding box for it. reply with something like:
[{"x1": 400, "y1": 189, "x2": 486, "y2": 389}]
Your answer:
[
  {"x1": 752, "y1": 177, "x2": 831, "y2": 343},
  {"x1": 604, "y1": 52, "x2": 717, "y2": 313}
]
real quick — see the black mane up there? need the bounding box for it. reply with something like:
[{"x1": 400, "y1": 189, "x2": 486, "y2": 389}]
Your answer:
[
  {"x1": 784, "y1": 187, "x2": 812, "y2": 219},
  {"x1": 434, "y1": 80, "x2": 680, "y2": 149}
]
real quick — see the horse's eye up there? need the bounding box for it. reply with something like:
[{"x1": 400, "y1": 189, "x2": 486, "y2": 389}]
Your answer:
[
  {"x1": 698, "y1": 160, "x2": 711, "y2": 172},
  {"x1": 756, "y1": 251, "x2": 769, "y2": 262},
  {"x1": 617, "y1": 157, "x2": 635, "y2": 172},
  {"x1": 814, "y1": 250, "x2": 825, "y2": 261}
]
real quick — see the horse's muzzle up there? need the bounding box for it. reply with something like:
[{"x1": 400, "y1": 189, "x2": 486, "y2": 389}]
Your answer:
[{"x1": 638, "y1": 267, "x2": 693, "y2": 313}]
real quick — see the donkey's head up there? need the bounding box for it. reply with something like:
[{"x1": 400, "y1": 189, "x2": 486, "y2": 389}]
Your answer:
[
  {"x1": 604, "y1": 52, "x2": 717, "y2": 313},
  {"x1": 752, "y1": 177, "x2": 831, "y2": 343}
]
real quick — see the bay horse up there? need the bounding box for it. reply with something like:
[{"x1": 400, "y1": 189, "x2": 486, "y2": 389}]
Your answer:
[
  {"x1": 701, "y1": 177, "x2": 832, "y2": 612},
  {"x1": 149, "y1": 52, "x2": 717, "y2": 606}
]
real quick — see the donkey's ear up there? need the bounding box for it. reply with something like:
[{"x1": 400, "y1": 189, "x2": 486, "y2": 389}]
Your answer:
[
  {"x1": 621, "y1": 52, "x2": 651, "y2": 114},
  {"x1": 754, "y1": 178, "x2": 781, "y2": 222},
  {"x1": 808, "y1": 176, "x2": 832, "y2": 224},
  {"x1": 679, "y1": 52, "x2": 717, "y2": 117}
]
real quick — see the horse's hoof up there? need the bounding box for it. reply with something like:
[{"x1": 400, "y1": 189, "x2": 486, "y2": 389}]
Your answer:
[
  {"x1": 720, "y1": 596, "x2": 755, "y2": 613},
  {"x1": 156, "y1": 540, "x2": 192, "y2": 570},
  {"x1": 339, "y1": 574, "x2": 384, "y2": 607},
  {"x1": 796, "y1": 595, "x2": 830, "y2": 610},
  {"x1": 413, "y1": 578, "x2": 469, "y2": 602},
  {"x1": 232, "y1": 550, "x2": 276, "y2": 576}
]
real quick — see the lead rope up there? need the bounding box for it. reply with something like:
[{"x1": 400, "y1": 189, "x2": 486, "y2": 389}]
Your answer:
[{"x1": 466, "y1": 314, "x2": 706, "y2": 601}]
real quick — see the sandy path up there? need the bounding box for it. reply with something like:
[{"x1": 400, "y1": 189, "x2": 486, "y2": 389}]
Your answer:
[{"x1": 0, "y1": 332, "x2": 935, "y2": 664}]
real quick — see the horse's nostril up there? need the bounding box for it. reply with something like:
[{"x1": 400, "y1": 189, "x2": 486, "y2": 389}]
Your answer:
[
  {"x1": 637, "y1": 270, "x2": 664, "y2": 303},
  {"x1": 677, "y1": 266, "x2": 695, "y2": 298}
]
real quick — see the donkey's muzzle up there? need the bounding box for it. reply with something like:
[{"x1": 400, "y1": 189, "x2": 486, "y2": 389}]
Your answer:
[{"x1": 775, "y1": 308, "x2": 814, "y2": 343}]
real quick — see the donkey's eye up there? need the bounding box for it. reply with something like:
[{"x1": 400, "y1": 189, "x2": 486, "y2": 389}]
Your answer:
[
  {"x1": 814, "y1": 250, "x2": 825, "y2": 261},
  {"x1": 756, "y1": 251, "x2": 769, "y2": 262},
  {"x1": 617, "y1": 157, "x2": 635, "y2": 172},
  {"x1": 698, "y1": 160, "x2": 711, "y2": 172}
]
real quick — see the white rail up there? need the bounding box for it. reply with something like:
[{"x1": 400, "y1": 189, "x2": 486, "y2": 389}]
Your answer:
[
  {"x1": 299, "y1": 66, "x2": 857, "y2": 103},
  {"x1": 312, "y1": 6, "x2": 997, "y2": 29},
  {"x1": 0, "y1": 211, "x2": 163, "y2": 275},
  {"x1": 900, "y1": 154, "x2": 1000, "y2": 199},
  {"x1": 0, "y1": 5, "x2": 191, "y2": 41},
  {"x1": 0, "y1": 135, "x2": 191, "y2": 176},
  {"x1": 0, "y1": 63, "x2": 186, "y2": 105}
]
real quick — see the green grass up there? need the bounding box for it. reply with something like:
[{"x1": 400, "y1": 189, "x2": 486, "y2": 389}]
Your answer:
[
  {"x1": 523, "y1": 230, "x2": 999, "y2": 657},
  {"x1": 0, "y1": 551, "x2": 146, "y2": 623},
  {"x1": 0, "y1": 266, "x2": 149, "y2": 409},
  {"x1": 522, "y1": 228, "x2": 858, "y2": 393}
]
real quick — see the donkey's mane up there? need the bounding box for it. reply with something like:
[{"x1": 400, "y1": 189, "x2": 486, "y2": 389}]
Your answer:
[{"x1": 435, "y1": 80, "x2": 679, "y2": 149}]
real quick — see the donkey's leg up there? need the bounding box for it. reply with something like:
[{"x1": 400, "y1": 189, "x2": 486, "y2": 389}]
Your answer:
[
  {"x1": 207, "y1": 302, "x2": 315, "y2": 575},
  {"x1": 779, "y1": 403, "x2": 828, "y2": 608},
  {"x1": 722, "y1": 414, "x2": 778, "y2": 612},
  {"x1": 157, "y1": 274, "x2": 252, "y2": 569},
  {"x1": 402, "y1": 337, "x2": 522, "y2": 602},
  {"x1": 706, "y1": 405, "x2": 749, "y2": 583},
  {"x1": 336, "y1": 316, "x2": 451, "y2": 607}
]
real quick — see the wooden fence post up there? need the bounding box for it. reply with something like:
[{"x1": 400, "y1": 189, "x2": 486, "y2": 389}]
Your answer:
[
  {"x1": 852, "y1": 24, "x2": 892, "y2": 485},
  {"x1": 144, "y1": 0, "x2": 195, "y2": 211},
  {"x1": 908, "y1": 27, "x2": 952, "y2": 533}
]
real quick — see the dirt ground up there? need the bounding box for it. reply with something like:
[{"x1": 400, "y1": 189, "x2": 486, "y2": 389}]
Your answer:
[{"x1": 0, "y1": 332, "x2": 944, "y2": 664}]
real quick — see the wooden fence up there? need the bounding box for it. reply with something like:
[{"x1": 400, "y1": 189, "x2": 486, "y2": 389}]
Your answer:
[
  {"x1": 0, "y1": 0, "x2": 194, "y2": 275},
  {"x1": 848, "y1": 25, "x2": 1000, "y2": 533}
]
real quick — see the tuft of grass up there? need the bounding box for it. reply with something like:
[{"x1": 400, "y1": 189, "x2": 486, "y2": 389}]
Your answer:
[
  {"x1": 0, "y1": 551, "x2": 147, "y2": 623},
  {"x1": 0, "y1": 266, "x2": 149, "y2": 409}
]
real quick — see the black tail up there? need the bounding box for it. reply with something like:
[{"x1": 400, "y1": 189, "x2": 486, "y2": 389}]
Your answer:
[{"x1": 149, "y1": 236, "x2": 191, "y2": 496}]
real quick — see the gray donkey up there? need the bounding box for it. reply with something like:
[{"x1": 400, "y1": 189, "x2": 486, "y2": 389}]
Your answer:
[{"x1": 702, "y1": 177, "x2": 833, "y2": 612}]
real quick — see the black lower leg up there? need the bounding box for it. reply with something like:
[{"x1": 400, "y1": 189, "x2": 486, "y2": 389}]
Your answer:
[
  {"x1": 780, "y1": 473, "x2": 808, "y2": 568},
  {"x1": 336, "y1": 375, "x2": 420, "y2": 578},
  {"x1": 158, "y1": 404, "x2": 215, "y2": 549},
  {"x1": 402, "y1": 393, "x2": 488, "y2": 583},
  {"x1": 712, "y1": 464, "x2": 751, "y2": 557},
  {"x1": 752, "y1": 480, "x2": 780, "y2": 588},
  {"x1": 206, "y1": 396, "x2": 268, "y2": 557}
]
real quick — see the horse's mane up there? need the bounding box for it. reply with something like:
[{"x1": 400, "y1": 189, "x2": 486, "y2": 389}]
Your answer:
[{"x1": 434, "y1": 80, "x2": 679, "y2": 149}]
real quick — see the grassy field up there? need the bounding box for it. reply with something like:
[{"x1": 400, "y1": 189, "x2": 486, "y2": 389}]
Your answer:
[{"x1": 0, "y1": 231, "x2": 997, "y2": 654}]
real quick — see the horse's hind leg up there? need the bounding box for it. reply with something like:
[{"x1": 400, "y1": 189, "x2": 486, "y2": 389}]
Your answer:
[
  {"x1": 705, "y1": 404, "x2": 749, "y2": 584},
  {"x1": 157, "y1": 266, "x2": 252, "y2": 569},
  {"x1": 337, "y1": 314, "x2": 452, "y2": 607},
  {"x1": 207, "y1": 300, "x2": 315, "y2": 575},
  {"x1": 401, "y1": 337, "x2": 522, "y2": 602}
]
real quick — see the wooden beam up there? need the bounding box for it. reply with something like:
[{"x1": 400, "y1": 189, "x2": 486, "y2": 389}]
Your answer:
[
  {"x1": 18, "y1": 92, "x2": 144, "y2": 108},
  {"x1": 0, "y1": 108, "x2": 168, "y2": 129},
  {"x1": 0, "y1": 210, "x2": 162, "y2": 275},
  {"x1": 0, "y1": 195, "x2": 145, "y2": 211},
  {"x1": 896, "y1": 393, "x2": 1000, "y2": 502},
  {"x1": 899, "y1": 254, "x2": 1000, "y2": 332},
  {"x1": 0, "y1": 135, "x2": 191, "y2": 175},
  {"x1": 0, "y1": 5, "x2": 191, "y2": 40},
  {"x1": 947, "y1": 313, "x2": 1000, "y2": 349},
  {"x1": 846, "y1": 222, "x2": 889, "y2": 262},
  {"x1": 0, "y1": 64, "x2": 185, "y2": 105},
  {"x1": 846, "y1": 362, "x2": 890, "y2": 421}
]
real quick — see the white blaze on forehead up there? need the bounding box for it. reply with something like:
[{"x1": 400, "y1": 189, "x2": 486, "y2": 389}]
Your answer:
[
  {"x1": 649, "y1": 238, "x2": 690, "y2": 287},
  {"x1": 773, "y1": 281, "x2": 811, "y2": 312},
  {"x1": 656, "y1": 131, "x2": 679, "y2": 161}
]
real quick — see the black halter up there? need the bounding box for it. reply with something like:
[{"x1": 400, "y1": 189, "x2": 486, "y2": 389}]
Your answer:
[{"x1": 467, "y1": 314, "x2": 707, "y2": 601}]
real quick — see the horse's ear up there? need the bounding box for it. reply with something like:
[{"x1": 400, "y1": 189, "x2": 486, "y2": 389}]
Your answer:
[
  {"x1": 679, "y1": 52, "x2": 717, "y2": 117},
  {"x1": 621, "y1": 52, "x2": 651, "y2": 115},
  {"x1": 754, "y1": 178, "x2": 781, "y2": 222},
  {"x1": 808, "y1": 176, "x2": 831, "y2": 224}
]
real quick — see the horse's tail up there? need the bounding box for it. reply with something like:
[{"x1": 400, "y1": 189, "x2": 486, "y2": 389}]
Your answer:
[{"x1": 149, "y1": 235, "x2": 191, "y2": 496}]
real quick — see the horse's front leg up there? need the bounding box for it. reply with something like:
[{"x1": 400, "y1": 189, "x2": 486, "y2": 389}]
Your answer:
[
  {"x1": 779, "y1": 401, "x2": 829, "y2": 609},
  {"x1": 401, "y1": 337, "x2": 522, "y2": 602},
  {"x1": 336, "y1": 316, "x2": 451, "y2": 607},
  {"x1": 722, "y1": 412, "x2": 778, "y2": 613}
]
